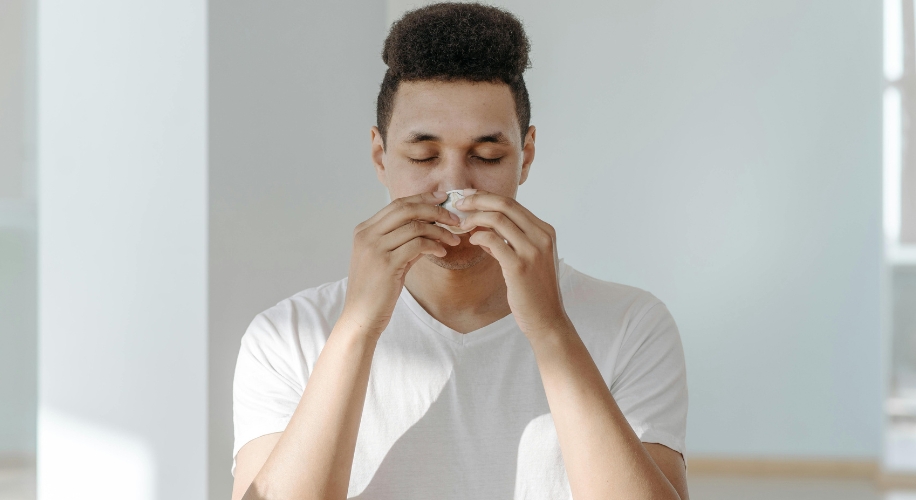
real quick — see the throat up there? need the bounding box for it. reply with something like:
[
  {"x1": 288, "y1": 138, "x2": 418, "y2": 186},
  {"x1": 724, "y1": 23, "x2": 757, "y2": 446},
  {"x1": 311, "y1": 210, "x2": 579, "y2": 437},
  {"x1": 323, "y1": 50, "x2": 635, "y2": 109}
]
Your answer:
[{"x1": 404, "y1": 254, "x2": 511, "y2": 334}]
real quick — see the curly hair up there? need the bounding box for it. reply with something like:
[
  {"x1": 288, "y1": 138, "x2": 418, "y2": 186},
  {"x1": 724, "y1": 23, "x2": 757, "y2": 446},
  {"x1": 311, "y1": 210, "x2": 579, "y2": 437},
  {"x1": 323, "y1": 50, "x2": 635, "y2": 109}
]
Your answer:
[{"x1": 377, "y1": 3, "x2": 532, "y2": 145}]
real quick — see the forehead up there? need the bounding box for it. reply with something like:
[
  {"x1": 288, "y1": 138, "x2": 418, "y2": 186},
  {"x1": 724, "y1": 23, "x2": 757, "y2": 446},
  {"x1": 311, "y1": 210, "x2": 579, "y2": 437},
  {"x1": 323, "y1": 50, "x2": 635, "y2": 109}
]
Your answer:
[{"x1": 388, "y1": 80, "x2": 520, "y2": 143}]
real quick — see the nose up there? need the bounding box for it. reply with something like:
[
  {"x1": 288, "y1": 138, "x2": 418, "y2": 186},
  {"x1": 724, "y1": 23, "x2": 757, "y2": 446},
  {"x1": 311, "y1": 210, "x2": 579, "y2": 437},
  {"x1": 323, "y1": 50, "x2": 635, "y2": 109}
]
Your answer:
[{"x1": 436, "y1": 152, "x2": 473, "y2": 192}]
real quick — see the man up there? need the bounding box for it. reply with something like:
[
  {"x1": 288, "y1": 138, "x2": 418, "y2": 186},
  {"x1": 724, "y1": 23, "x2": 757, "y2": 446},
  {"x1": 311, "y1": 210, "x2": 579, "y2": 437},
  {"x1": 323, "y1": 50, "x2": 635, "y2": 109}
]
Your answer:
[{"x1": 231, "y1": 3, "x2": 688, "y2": 499}]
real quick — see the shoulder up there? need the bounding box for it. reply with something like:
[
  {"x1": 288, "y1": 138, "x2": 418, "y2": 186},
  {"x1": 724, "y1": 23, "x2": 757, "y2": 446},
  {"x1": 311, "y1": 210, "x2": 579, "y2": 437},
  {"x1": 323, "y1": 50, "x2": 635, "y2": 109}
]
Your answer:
[
  {"x1": 260, "y1": 277, "x2": 348, "y2": 326},
  {"x1": 559, "y1": 261, "x2": 681, "y2": 370},
  {"x1": 559, "y1": 261, "x2": 665, "y2": 328},
  {"x1": 240, "y1": 277, "x2": 349, "y2": 364}
]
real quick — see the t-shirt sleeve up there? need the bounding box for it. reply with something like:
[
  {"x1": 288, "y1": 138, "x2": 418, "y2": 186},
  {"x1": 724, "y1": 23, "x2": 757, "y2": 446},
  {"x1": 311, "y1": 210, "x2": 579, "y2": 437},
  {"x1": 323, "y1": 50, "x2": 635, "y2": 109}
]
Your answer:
[
  {"x1": 610, "y1": 298, "x2": 688, "y2": 456},
  {"x1": 232, "y1": 311, "x2": 307, "y2": 475}
]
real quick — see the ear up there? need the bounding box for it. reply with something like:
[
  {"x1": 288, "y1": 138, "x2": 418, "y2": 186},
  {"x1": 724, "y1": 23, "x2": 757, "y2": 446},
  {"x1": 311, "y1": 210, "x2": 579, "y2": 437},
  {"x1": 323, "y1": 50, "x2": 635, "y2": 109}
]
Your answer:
[
  {"x1": 370, "y1": 126, "x2": 388, "y2": 187},
  {"x1": 518, "y1": 125, "x2": 536, "y2": 186}
]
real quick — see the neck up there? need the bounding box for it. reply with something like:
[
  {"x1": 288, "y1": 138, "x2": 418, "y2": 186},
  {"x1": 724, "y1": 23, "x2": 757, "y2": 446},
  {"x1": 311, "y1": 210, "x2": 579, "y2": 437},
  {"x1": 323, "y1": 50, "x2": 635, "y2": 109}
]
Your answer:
[{"x1": 404, "y1": 252, "x2": 510, "y2": 333}]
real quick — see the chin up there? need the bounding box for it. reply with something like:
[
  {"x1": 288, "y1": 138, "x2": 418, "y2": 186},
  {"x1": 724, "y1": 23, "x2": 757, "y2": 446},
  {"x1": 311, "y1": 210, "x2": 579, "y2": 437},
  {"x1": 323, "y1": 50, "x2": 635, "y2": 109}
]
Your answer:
[{"x1": 425, "y1": 240, "x2": 488, "y2": 270}]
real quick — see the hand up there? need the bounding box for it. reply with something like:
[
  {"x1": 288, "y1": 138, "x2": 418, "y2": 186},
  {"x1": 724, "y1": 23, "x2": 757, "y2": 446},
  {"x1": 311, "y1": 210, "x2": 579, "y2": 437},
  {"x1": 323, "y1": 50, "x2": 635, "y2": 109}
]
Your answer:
[
  {"x1": 341, "y1": 191, "x2": 462, "y2": 337},
  {"x1": 456, "y1": 190, "x2": 572, "y2": 338}
]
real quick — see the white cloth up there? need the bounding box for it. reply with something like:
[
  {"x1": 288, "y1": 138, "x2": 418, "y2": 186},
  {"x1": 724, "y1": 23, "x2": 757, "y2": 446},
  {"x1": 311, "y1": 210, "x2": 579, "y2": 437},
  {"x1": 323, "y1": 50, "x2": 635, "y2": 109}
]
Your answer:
[{"x1": 232, "y1": 260, "x2": 688, "y2": 499}]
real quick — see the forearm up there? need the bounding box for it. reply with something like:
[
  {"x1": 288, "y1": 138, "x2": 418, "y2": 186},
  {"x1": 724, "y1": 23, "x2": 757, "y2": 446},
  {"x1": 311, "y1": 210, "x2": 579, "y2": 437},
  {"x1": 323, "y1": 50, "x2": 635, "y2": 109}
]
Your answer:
[
  {"x1": 528, "y1": 322, "x2": 680, "y2": 500},
  {"x1": 244, "y1": 316, "x2": 378, "y2": 500}
]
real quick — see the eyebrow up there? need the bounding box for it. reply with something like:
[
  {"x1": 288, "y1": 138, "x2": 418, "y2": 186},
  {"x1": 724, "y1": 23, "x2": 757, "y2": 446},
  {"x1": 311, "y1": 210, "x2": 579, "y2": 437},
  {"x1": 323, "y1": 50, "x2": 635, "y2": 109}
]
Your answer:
[
  {"x1": 404, "y1": 131, "x2": 511, "y2": 145},
  {"x1": 405, "y1": 132, "x2": 439, "y2": 143},
  {"x1": 474, "y1": 132, "x2": 511, "y2": 145}
]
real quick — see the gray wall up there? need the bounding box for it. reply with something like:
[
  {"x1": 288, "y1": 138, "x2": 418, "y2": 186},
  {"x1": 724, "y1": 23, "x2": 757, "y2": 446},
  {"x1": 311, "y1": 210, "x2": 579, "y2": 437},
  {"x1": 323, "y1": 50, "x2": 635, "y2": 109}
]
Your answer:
[
  {"x1": 892, "y1": 266, "x2": 916, "y2": 381},
  {"x1": 0, "y1": 230, "x2": 35, "y2": 457},
  {"x1": 390, "y1": 0, "x2": 884, "y2": 458},
  {"x1": 0, "y1": 0, "x2": 36, "y2": 460},
  {"x1": 208, "y1": 1, "x2": 387, "y2": 497}
]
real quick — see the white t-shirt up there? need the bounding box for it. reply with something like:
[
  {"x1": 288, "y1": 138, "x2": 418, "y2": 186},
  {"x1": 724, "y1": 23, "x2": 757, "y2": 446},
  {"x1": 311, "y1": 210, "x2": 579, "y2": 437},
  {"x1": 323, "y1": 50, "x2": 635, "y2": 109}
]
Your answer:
[{"x1": 233, "y1": 260, "x2": 687, "y2": 499}]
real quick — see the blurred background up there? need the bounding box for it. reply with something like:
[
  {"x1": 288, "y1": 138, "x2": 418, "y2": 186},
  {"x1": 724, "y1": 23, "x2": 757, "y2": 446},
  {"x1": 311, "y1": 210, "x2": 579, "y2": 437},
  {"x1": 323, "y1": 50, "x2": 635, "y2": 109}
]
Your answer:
[{"x1": 1, "y1": 0, "x2": 914, "y2": 498}]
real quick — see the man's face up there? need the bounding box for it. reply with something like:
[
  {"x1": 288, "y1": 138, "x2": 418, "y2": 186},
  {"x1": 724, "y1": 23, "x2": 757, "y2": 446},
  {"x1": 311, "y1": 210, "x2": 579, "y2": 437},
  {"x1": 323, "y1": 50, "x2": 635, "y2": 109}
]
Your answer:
[{"x1": 371, "y1": 80, "x2": 536, "y2": 270}]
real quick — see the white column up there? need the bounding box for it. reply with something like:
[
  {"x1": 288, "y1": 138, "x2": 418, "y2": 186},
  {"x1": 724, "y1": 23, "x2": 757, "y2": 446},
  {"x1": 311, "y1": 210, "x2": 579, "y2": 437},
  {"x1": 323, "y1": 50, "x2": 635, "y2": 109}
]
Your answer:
[{"x1": 37, "y1": 1, "x2": 207, "y2": 499}]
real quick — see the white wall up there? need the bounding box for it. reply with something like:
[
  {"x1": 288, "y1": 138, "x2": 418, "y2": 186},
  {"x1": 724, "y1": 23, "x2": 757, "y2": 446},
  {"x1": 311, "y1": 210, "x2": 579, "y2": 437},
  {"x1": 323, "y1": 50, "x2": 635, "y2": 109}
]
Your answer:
[
  {"x1": 208, "y1": 1, "x2": 387, "y2": 497},
  {"x1": 389, "y1": 0, "x2": 884, "y2": 458},
  {"x1": 37, "y1": 1, "x2": 207, "y2": 498}
]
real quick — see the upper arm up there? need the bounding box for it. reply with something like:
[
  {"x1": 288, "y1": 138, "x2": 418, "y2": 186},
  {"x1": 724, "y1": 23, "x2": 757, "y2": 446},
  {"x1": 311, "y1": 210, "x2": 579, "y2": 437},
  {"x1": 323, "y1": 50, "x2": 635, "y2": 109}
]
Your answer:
[
  {"x1": 611, "y1": 299, "x2": 688, "y2": 455},
  {"x1": 231, "y1": 432, "x2": 282, "y2": 500},
  {"x1": 645, "y1": 443, "x2": 689, "y2": 500},
  {"x1": 232, "y1": 312, "x2": 306, "y2": 497},
  {"x1": 232, "y1": 313, "x2": 306, "y2": 500}
]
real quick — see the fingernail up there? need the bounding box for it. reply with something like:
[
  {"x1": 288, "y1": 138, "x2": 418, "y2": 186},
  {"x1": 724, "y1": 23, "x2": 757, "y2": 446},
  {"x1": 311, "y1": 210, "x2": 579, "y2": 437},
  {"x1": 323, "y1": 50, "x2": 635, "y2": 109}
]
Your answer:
[
  {"x1": 455, "y1": 198, "x2": 465, "y2": 207},
  {"x1": 450, "y1": 212, "x2": 460, "y2": 222},
  {"x1": 433, "y1": 191, "x2": 446, "y2": 199},
  {"x1": 462, "y1": 188, "x2": 477, "y2": 196}
]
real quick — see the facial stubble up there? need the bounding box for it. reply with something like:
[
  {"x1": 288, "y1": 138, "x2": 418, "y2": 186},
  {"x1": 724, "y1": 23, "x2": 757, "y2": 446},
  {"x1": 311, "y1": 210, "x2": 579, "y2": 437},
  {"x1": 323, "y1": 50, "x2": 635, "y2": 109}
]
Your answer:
[{"x1": 424, "y1": 235, "x2": 489, "y2": 270}]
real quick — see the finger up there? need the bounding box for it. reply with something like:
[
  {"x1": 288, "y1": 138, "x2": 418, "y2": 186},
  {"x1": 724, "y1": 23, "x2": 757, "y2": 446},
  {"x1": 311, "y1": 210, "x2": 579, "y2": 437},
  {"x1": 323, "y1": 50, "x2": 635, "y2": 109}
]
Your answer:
[
  {"x1": 403, "y1": 251, "x2": 427, "y2": 275},
  {"x1": 455, "y1": 190, "x2": 546, "y2": 238},
  {"x1": 468, "y1": 229, "x2": 519, "y2": 268},
  {"x1": 358, "y1": 191, "x2": 451, "y2": 232},
  {"x1": 380, "y1": 219, "x2": 461, "y2": 251},
  {"x1": 374, "y1": 198, "x2": 460, "y2": 235},
  {"x1": 390, "y1": 236, "x2": 447, "y2": 264},
  {"x1": 460, "y1": 210, "x2": 532, "y2": 254}
]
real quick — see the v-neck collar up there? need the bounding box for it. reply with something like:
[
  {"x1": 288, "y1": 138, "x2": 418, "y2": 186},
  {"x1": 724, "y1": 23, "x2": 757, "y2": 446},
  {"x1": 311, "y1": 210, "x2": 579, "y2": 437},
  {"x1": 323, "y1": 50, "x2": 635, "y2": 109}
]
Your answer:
[
  {"x1": 397, "y1": 259, "x2": 574, "y2": 346},
  {"x1": 398, "y1": 285, "x2": 516, "y2": 346}
]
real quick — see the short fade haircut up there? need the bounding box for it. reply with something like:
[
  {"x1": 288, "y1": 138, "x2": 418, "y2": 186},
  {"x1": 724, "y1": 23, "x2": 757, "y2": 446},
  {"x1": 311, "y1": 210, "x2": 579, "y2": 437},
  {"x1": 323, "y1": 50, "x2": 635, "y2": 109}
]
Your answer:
[{"x1": 376, "y1": 2, "x2": 532, "y2": 146}]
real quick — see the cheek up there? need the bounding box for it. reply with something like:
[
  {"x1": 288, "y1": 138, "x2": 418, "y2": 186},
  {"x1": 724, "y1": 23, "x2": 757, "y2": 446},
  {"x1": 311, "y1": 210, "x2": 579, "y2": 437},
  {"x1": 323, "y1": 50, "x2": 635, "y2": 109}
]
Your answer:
[
  {"x1": 383, "y1": 162, "x2": 441, "y2": 199},
  {"x1": 475, "y1": 160, "x2": 524, "y2": 197}
]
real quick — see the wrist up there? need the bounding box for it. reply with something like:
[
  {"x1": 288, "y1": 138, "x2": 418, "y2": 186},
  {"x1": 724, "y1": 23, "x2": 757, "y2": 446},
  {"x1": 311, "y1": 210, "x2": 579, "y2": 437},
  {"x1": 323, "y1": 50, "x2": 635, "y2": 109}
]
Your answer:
[
  {"x1": 335, "y1": 309, "x2": 388, "y2": 342},
  {"x1": 522, "y1": 312, "x2": 575, "y2": 345}
]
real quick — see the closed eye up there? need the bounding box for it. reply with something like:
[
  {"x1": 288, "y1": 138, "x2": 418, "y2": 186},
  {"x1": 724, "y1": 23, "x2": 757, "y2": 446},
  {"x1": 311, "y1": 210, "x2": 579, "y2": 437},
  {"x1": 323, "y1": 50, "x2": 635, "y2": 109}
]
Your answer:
[
  {"x1": 474, "y1": 156, "x2": 503, "y2": 165},
  {"x1": 408, "y1": 156, "x2": 438, "y2": 164}
]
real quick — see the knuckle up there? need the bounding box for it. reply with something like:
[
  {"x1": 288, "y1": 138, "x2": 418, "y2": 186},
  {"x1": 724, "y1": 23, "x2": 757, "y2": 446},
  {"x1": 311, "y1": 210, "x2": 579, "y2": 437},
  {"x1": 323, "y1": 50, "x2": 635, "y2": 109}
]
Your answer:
[
  {"x1": 542, "y1": 239, "x2": 555, "y2": 254},
  {"x1": 392, "y1": 198, "x2": 410, "y2": 211},
  {"x1": 407, "y1": 219, "x2": 426, "y2": 233},
  {"x1": 495, "y1": 198, "x2": 513, "y2": 211},
  {"x1": 536, "y1": 231, "x2": 553, "y2": 248},
  {"x1": 545, "y1": 233, "x2": 556, "y2": 248}
]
